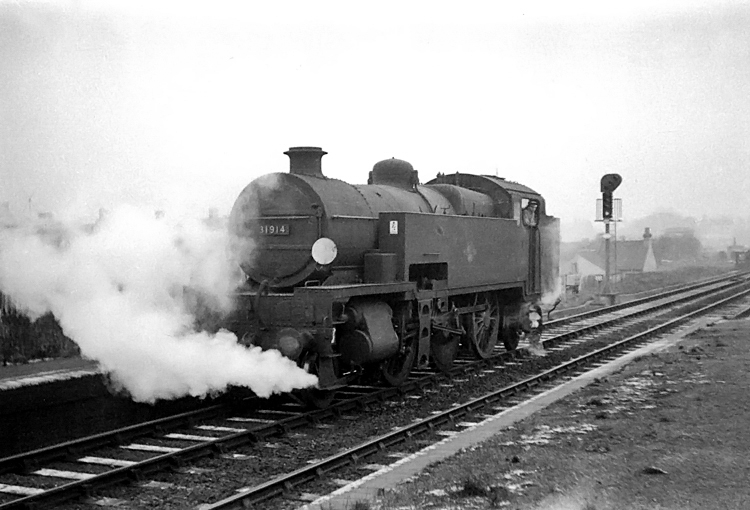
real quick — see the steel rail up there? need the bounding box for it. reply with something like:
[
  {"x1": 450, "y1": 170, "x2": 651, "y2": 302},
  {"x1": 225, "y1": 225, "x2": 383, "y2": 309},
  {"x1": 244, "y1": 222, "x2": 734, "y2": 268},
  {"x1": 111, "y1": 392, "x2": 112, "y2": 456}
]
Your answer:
[
  {"x1": 731, "y1": 302, "x2": 750, "y2": 319},
  {"x1": 0, "y1": 404, "x2": 231, "y2": 475},
  {"x1": 1, "y1": 273, "x2": 747, "y2": 509},
  {"x1": 201, "y1": 286, "x2": 750, "y2": 509},
  {"x1": 537, "y1": 275, "x2": 749, "y2": 351},
  {"x1": 546, "y1": 270, "x2": 746, "y2": 328},
  {"x1": 3, "y1": 270, "x2": 741, "y2": 475}
]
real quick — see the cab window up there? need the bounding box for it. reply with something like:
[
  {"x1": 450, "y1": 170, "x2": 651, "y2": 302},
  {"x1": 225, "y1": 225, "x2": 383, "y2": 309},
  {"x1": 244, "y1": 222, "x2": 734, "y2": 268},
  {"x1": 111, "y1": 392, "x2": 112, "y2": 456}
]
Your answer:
[{"x1": 521, "y1": 199, "x2": 539, "y2": 227}]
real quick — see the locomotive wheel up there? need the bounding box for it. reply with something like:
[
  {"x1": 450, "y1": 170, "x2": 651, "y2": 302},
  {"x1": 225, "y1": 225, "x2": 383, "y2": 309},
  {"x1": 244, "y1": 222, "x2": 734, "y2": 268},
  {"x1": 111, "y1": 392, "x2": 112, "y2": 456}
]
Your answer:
[
  {"x1": 382, "y1": 305, "x2": 417, "y2": 386},
  {"x1": 297, "y1": 351, "x2": 336, "y2": 409},
  {"x1": 381, "y1": 336, "x2": 417, "y2": 386},
  {"x1": 430, "y1": 331, "x2": 460, "y2": 373},
  {"x1": 465, "y1": 297, "x2": 500, "y2": 359}
]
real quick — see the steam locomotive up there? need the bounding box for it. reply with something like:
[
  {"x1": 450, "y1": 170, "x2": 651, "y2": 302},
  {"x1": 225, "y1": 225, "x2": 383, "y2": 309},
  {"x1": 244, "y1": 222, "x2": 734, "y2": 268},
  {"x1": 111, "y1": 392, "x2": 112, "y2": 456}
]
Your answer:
[{"x1": 227, "y1": 147, "x2": 559, "y2": 407}]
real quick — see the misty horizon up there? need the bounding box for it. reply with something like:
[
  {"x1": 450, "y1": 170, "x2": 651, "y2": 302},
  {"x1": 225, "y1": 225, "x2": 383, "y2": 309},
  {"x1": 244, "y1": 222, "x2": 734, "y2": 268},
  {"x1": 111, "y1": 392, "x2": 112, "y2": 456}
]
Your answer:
[
  {"x1": 2, "y1": 1, "x2": 749, "y2": 231},
  {"x1": 4, "y1": 196, "x2": 750, "y2": 248}
]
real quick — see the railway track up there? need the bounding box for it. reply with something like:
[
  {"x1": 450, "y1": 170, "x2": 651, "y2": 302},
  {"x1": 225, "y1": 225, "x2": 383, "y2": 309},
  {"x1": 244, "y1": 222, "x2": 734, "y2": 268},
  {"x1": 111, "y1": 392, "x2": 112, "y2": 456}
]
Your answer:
[
  {"x1": 1, "y1": 272, "x2": 748, "y2": 509},
  {"x1": 204, "y1": 284, "x2": 750, "y2": 510}
]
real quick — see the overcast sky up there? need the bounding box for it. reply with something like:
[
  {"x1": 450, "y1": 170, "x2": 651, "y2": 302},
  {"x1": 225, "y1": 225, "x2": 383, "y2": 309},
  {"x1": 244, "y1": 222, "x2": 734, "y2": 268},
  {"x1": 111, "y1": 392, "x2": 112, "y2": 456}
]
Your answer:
[{"x1": 1, "y1": 0, "x2": 748, "y2": 238}]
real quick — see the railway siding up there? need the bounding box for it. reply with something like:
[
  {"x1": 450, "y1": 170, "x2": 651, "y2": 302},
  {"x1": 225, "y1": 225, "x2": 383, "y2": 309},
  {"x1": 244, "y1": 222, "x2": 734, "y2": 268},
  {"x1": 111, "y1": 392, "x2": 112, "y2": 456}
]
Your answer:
[{"x1": 353, "y1": 317, "x2": 750, "y2": 510}]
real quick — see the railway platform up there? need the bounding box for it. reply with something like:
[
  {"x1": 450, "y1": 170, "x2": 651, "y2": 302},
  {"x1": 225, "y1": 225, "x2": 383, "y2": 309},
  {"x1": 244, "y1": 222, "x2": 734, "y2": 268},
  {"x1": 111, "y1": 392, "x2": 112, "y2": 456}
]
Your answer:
[
  {"x1": 0, "y1": 357, "x2": 99, "y2": 391},
  {"x1": 0, "y1": 353, "x2": 209, "y2": 458}
]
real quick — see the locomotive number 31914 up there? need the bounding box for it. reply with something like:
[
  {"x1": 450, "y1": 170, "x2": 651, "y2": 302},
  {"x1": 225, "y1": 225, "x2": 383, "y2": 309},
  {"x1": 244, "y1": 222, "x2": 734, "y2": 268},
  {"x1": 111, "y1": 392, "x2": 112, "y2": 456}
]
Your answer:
[{"x1": 259, "y1": 224, "x2": 290, "y2": 235}]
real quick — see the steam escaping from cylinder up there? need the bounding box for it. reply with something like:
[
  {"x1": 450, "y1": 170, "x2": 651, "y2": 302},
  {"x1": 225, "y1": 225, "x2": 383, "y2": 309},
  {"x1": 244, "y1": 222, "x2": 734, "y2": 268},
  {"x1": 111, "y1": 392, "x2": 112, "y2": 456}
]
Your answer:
[
  {"x1": 541, "y1": 277, "x2": 563, "y2": 310},
  {"x1": 540, "y1": 214, "x2": 562, "y2": 316},
  {"x1": 0, "y1": 206, "x2": 317, "y2": 403}
]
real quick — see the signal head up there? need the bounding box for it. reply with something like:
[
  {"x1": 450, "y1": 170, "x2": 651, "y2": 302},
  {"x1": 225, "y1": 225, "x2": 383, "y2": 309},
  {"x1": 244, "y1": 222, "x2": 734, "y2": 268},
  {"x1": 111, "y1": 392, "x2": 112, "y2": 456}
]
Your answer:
[{"x1": 600, "y1": 174, "x2": 622, "y2": 193}]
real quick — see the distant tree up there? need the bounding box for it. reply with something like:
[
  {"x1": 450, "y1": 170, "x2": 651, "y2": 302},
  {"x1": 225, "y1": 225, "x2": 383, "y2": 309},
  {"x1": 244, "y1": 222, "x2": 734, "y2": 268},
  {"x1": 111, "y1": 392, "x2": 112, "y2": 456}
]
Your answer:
[{"x1": 653, "y1": 232, "x2": 702, "y2": 262}]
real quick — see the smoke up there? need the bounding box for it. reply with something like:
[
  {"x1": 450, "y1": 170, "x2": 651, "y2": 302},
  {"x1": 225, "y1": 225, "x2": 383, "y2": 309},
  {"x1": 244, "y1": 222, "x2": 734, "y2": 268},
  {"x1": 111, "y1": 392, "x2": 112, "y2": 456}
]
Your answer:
[{"x1": 0, "y1": 206, "x2": 317, "y2": 403}]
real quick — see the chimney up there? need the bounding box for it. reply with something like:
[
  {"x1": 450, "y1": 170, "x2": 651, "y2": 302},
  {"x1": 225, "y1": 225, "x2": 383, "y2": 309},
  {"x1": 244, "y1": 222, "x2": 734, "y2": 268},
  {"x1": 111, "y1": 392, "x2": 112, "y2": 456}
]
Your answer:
[{"x1": 284, "y1": 147, "x2": 327, "y2": 177}]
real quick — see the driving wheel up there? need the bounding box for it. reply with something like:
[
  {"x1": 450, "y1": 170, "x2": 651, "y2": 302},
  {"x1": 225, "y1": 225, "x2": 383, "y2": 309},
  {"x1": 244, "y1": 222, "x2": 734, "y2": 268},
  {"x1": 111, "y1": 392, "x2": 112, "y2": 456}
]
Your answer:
[
  {"x1": 465, "y1": 296, "x2": 500, "y2": 358},
  {"x1": 381, "y1": 335, "x2": 417, "y2": 386}
]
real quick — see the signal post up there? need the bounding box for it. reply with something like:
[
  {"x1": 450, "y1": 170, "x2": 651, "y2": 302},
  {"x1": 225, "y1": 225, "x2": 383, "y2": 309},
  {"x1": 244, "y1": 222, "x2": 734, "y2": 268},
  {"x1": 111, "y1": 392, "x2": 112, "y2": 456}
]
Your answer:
[{"x1": 598, "y1": 174, "x2": 622, "y2": 304}]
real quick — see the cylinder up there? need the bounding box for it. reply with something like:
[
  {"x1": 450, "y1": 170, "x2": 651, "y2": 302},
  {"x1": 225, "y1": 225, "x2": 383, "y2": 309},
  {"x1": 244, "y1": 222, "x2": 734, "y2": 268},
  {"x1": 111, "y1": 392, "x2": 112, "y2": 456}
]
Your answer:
[{"x1": 338, "y1": 301, "x2": 399, "y2": 365}]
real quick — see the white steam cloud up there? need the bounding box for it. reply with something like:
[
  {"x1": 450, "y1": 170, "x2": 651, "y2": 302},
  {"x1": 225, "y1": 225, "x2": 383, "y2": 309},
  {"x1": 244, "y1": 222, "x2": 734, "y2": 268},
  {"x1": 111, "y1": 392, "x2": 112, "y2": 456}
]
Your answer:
[
  {"x1": 541, "y1": 278, "x2": 563, "y2": 307},
  {"x1": 0, "y1": 206, "x2": 317, "y2": 402}
]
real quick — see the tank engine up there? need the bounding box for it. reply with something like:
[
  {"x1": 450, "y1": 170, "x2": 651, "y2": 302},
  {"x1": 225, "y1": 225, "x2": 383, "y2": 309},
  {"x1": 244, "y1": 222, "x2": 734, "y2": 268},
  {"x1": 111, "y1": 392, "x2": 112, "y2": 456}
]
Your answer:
[{"x1": 227, "y1": 147, "x2": 559, "y2": 407}]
